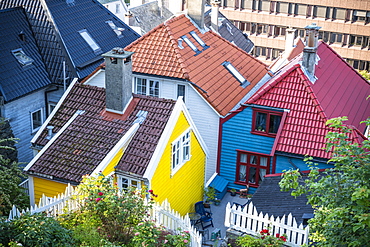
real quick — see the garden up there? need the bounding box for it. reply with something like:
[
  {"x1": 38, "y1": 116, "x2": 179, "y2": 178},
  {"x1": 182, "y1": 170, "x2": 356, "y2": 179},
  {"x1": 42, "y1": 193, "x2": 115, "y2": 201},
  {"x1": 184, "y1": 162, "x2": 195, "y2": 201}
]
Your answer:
[{"x1": 0, "y1": 174, "x2": 190, "y2": 247}]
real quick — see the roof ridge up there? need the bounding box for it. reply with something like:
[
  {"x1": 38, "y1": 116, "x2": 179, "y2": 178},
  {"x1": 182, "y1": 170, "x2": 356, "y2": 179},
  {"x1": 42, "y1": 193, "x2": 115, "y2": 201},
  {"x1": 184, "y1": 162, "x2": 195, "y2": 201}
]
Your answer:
[{"x1": 125, "y1": 22, "x2": 166, "y2": 50}]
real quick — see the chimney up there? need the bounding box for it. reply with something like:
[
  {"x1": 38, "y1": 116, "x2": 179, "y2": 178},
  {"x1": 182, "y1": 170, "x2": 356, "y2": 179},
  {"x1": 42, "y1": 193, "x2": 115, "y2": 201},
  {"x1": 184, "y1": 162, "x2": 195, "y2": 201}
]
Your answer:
[
  {"x1": 302, "y1": 23, "x2": 321, "y2": 76},
  {"x1": 158, "y1": 0, "x2": 164, "y2": 18},
  {"x1": 188, "y1": 0, "x2": 206, "y2": 29},
  {"x1": 102, "y1": 48, "x2": 134, "y2": 114},
  {"x1": 283, "y1": 27, "x2": 296, "y2": 59},
  {"x1": 124, "y1": 11, "x2": 135, "y2": 26},
  {"x1": 211, "y1": 0, "x2": 220, "y2": 33}
]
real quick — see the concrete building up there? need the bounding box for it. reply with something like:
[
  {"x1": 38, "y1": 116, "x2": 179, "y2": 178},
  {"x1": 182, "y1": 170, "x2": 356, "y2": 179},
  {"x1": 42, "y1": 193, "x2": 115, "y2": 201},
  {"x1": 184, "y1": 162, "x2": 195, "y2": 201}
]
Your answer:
[{"x1": 218, "y1": 0, "x2": 370, "y2": 70}]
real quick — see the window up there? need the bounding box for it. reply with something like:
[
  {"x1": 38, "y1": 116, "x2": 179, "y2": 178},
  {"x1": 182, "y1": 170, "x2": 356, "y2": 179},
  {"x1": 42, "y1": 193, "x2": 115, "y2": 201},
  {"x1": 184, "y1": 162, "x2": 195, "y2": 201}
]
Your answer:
[
  {"x1": 276, "y1": 2, "x2": 289, "y2": 14},
  {"x1": 31, "y1": 109, "x2": 43, "y2": 132},
  {"x1": 78, "y1": 29, "x2": 101, "y2": 53},
  {"x1": 241, "y1": 0, "x2": 252, "y2": 9},
  {"x1": 115, "y1": 3, "x2": 120, "y2": 13},
  {"x1": 236, "y1": 151, "x2": 270, "y2": 187},
  {"x1": 258, "y1": 0, "x2": 269, "y2": 12},
  {"x1": 313, "y1": 6, "x2": 327, "y2": 18},
  {"x1": 177, "y1": 84, "x2": 186, "y2": 102},
  {"x1": 172, "y1": 130, "x2": 191, "y2": 173},
  {"x1": 252, "y1": 109, "x2": 282, "y2": 136},
  {"x1": 352, "y1": 10, "x2": 367, "y2": 22},
  {"x1": 294, "y1": 4, "x2": 307, "y2": 16},
  {"x1": 222, "y1": 61, "x2": 250, "y2": 87},
  {"x1": 134, "y1": 77, "x2": 160, "y2": 97},
  {"x1": 48, "y1": 102, "x2": 57, "y2": 116},
  {"x1": 332, "y1": 8, "x2": 346, "y2": 20},
  {"x1": 181, "y1": 35, "x2": 201, "y2": 55},
  {"x1": 12, "y1": 48, "x2": 34, "y2": 66},
  {"x1": 118, "y1": 176, "x2": 141, "y2": 190}
]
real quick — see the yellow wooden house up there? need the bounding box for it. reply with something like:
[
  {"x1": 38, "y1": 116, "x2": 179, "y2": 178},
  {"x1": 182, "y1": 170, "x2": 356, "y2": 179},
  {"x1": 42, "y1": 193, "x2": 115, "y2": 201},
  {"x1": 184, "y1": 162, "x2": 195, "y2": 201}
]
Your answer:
[{"x1": 25, "y1": 50, "x2": 208, "y2": 216}]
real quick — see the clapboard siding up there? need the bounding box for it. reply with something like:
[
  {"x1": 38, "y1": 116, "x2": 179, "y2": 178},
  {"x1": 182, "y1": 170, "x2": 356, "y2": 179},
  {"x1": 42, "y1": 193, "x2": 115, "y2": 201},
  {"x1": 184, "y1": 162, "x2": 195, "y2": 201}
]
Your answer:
[
  {"x1": 4, "y1": 88, "x2": 64, "y2": 163},
  {"x1": 220, "y1": 106, "x2": 275, "y2": 191},
  {"x1": 275, "y1": 155, "x2": 333, "y2": 173}
]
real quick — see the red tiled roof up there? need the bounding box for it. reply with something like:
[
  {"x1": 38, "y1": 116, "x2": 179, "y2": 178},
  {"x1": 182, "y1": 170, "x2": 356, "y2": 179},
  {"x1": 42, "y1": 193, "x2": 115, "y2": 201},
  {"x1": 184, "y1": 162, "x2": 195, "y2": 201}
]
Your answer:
[
  {"x1": 125, "y1": 14, "x2": 269, "y2": 116},
  {"x1": 29, "y1": 83, "x2": 176, "y2": 183},
  {"x1": 247, "y1": 42, "x2": 370, "y2": 159}
]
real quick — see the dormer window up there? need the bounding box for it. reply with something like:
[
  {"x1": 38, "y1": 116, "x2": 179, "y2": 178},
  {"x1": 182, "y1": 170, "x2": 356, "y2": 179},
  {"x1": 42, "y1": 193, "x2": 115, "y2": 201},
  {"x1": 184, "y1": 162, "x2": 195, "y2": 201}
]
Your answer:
[
  {"x1": 12, "y1": 48, "x2": 33, "y2": 66},
  {"x1": 181, "y1": 35, "x2": 201, "y2": 55},
  {"x1": 222, "y1": 61, "x2": 250, "y2": 87},
  {"x1": 189, "y1": 31, "x2": 209, "y2": 50},
  {"x1": 78, "y1": 29, "x2": 102, "y2": 53},
  {"x1": 252, "y1": 109, "x2": 282, "y2": 137},
  {"x1": 106, "y1": 20, "x2": 124, "y2": 38}
]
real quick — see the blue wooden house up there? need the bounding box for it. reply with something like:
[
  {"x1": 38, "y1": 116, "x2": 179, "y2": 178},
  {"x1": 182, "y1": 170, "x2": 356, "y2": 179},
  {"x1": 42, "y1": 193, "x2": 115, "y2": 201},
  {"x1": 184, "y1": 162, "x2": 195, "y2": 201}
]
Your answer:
[
  {"x1": 218, "y1": 39, "x2": 370, "y2": 194},
  {"x1": 0, "y1": 0, "x2": 140, "y2": 163}
]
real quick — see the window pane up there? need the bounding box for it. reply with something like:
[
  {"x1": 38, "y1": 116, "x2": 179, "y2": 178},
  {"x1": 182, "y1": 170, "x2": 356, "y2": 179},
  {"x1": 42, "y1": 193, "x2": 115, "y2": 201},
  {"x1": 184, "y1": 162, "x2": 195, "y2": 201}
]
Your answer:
[
  {"x1": 240, "y1": 153, "x2": 247, "y2": 163},
  {"x1": 177, "y1": 84, "x2": 186, "y2": 101},
  {"x1": 149, "y1": 80, "x2": 159, "y2": 97},
  {"x1": 32, "y1": 110, "x2": 42, "y2": 130},
  {"x1": 261, "y1": 0, "x2": 269, "y2": 11},
  {"x1": 277, "y1": 2, "x2": 289, "y2": 13},
  {"x1": 269, "y1": 114, "x2": 282, "y2": 133},
  {"x1": 136, "y1": 78, "x2": 147, "y2": 95},
  {"x1": 334, "y1": 8, "x2": 346, "y2": 20},
  {"x1": 259, "y1": 168, "x2": 266, "y2": 184},
  {"x1": 248, "y1": 167, "x2": 256, "y2": 183},
  {"x1": 131, "y1": 180, "x2": 138, "y2": 188},
  {"x1": 239, "y1": 165, "x2": 247, "y2": 182},
  {"x1": 250, "y1": 155, "x2": 257, "y2": 164},
  {"x1": 241, "y1": 0, "x2": 252, "y2": 9},
  {"x1": 260, "y1": 156, "x2": 268, "y2": 167},
  {"x1": 297, "y1": 4, "x2": 307, "y2": 16},
  {"x1": 121, "y1": 178, "x2": 129, "y2": 189},
  {"x1": 255, "y1": 112, "x2": 267, "y2": 132},
  {"x1": 314, "y1": 6, "x2": 326, "y2": 18}
]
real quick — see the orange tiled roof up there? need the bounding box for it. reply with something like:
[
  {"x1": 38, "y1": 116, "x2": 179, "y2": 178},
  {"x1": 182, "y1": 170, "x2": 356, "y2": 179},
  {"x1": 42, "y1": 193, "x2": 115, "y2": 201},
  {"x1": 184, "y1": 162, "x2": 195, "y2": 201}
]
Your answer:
[{"x1": 125, "y1": 14, "x2": 269, "y2": 116}]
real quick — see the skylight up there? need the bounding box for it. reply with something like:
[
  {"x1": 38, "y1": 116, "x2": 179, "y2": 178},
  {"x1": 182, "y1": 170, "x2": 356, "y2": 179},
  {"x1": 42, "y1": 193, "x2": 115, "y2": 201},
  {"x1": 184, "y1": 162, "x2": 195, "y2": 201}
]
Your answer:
[
  {"x1": 12, "y1": 48, "x2": 33, "y2": 66},
  {"x1": 181, "y1": 35, "x2": 201, "y2": 55},
  {"x1": 226, "y1": 23, "x2": 233, "y2": 35},
  {"x1": 190, "y1": 31, "x2": 208, "y2": 49},
  {"x1": 222, "y1": 61, "x2": 250, "y2": 87},
  {"x1": 78, "y1": 29, "x2": 101, "y2": 53},
  {"x1": 106, "y1": 20, "x2": 124, "y2": 38}
]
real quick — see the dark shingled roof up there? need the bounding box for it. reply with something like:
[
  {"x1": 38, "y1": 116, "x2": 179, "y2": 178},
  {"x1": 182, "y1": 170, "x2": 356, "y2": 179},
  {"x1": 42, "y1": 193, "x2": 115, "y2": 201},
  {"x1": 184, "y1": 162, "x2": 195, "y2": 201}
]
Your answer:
[
  {"x1": 251, "y1": 175, "x2": 313, "y2": 225},
  {"x1": 0, "y1": 7, "x2": 52, "y2": 102},
  {"x1": 204, "y1": 9, "x2": 254, "y2": 53},
  {"x1": 29, "y1": 83, "x2": 176, "y2": 183},
  {"x1": 1, "y1": 0, "x2": 140, "y2": 83}
]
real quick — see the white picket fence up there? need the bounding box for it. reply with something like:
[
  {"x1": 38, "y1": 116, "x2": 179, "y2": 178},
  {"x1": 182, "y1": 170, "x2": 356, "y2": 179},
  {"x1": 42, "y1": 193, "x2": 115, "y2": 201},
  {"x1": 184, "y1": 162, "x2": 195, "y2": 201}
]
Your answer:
[
  {"x1": 225, "y1": 201, "x2": 309, "y2": 247},
  {"x1": 8, "y1": 184, "x2": 202, "y2": 247}
]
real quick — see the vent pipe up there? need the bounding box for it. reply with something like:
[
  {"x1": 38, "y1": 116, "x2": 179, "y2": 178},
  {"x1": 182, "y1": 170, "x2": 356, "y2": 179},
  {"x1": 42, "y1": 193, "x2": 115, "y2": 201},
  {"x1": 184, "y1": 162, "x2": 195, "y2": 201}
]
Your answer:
[{"x1": 46, "y1": 126, "x2": 54, "y2": 140}]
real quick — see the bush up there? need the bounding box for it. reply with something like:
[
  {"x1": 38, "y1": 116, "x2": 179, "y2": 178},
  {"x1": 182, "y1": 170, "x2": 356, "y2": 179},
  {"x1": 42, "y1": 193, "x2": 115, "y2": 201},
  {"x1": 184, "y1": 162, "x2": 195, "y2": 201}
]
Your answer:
[
  {"x1": 235, "y1": 229, "x2": 286, "y2": 247},
  {"x1": 0, "y1": 213, "x2": 75, "y2": 247}
]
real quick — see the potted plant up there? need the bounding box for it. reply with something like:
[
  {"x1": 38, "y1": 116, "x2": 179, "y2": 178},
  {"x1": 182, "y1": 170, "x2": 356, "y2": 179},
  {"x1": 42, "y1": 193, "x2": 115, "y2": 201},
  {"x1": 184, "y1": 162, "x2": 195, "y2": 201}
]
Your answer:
[
  {"x1": 203, "y1": 187, "x2": 216, "y2": 207},
  {"x1": 230, "y1": 188, "x2": 237, "y2": 197},
  {"x1": 214, "y1": 198, "x2": 221, "y2": 206}
]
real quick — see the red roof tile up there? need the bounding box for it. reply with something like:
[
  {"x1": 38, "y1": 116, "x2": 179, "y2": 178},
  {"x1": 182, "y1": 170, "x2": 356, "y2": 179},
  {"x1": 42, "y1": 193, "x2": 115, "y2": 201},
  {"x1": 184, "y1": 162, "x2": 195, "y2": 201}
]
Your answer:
[
  {"x1": 125, "y1": 14, "x2": 269, "y2": 116},
  {"x1": 247, "y1": 42, "x2": 370, "y2": 159},
  {"x1": 29, "y1": 83, "x2": 176, "y2": 183}
]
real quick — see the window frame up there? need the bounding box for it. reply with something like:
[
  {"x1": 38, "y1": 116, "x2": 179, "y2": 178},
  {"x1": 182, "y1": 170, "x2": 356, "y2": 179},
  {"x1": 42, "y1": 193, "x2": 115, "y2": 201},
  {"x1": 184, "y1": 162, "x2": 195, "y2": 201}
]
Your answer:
[
  {"x1": 134, "y1": 77, "x2": 160, "y2": 97},
  {"x1": 171, "y1": 129, "x2": 191, "y2": 175},
  {"x1": 78, "y1": 29, "x2": 102, "y2": 54},
  {"x1": 48, "y1": 102, "x2": 57, "y2": 116},
  {"x1": 117, "y1": 175, "x2": 141, "y2": 191},
  {"x1": 177, "y1": 84, "x2": 186, "y2": 102},
  {"x1": 251, "y1": 109, "x2": 283, "y2": 137},
  {"x1": 31, "y1": 108, "x2": 43, "y2": 132},
  {"x1": 12, "y1": 48, "x2": 34, "y2": 66},
  {"x1": 235, "y1": 150, "x2": 271, "y2": 188}
]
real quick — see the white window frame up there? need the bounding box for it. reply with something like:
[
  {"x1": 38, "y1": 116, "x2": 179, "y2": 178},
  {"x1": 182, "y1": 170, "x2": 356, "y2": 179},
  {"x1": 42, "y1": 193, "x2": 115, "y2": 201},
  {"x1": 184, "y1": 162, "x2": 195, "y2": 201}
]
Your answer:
[
  {"x1": 12, "y1": 48, "x2": 34, "y2": 66},
  {"x1": 171, "y1": 129, "x2": 191, "y2": 175},
  {"x1": 176, "y1": 84, "x2": 187, "y2": 102},
  {"x1": 31, "y1": 108, "x2": 43, "y2": 132},
  {"x1": 78, "y1": 29, "x2": 101, "y2": 53},
  {"x1": 134, "y1": 77, "x2": 160, "y2": 97},
  {"x1": 117, "y1": 175, "x2": 141, "y2": 191},
  {"x1": 48, "y1": 102, "x2": 57, "y2": 116}
]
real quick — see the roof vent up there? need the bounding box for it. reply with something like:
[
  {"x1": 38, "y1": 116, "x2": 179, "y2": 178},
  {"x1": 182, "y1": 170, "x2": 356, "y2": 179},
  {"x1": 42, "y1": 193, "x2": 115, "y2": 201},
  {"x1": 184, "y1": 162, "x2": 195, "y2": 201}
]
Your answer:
[
  {"x1": 178, "y1": 39, "x2": 184, "y2": 49},
  {"x1": 46, "y1": 126, "x2": 54, "y2": 140},
  {"x1": 66, "y1": 0, "x2": 75, "y2": 6},
  {"x1": 18, "y1": 31, "x2": 26, "y2": 42},
  {"x1": 106, "y1": 20, "x2": 124, "y2": 38}
]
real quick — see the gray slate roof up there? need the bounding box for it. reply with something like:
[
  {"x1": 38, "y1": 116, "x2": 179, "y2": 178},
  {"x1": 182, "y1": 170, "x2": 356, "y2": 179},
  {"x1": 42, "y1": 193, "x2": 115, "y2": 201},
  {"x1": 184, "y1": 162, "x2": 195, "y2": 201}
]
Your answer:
[
  {"x1": 204, "y1": 9, "x2": 254, "y2": 53},
  {"x1": 251, "y1": 175, "x2": 313, "y2": 225},
  {"x1": 1, "y1": 0, "x2": 140, "y2": 89},
  {"x1": 0, "y1": 7, "x2": 52, "y2": 102}
]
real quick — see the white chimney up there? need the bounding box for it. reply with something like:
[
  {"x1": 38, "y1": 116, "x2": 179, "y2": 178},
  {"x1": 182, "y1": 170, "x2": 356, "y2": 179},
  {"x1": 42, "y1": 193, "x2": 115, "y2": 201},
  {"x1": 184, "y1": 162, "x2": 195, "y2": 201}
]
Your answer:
[
  {"x1": 283, "y1": 27, "x2": 296, "y2": 59},
  {"x1": 211, "y1": 0, "x2": 220, "y2": 33},
  {"x1": 188, "y1": 0, "x2": 206, "y2": 29},
  {"x1": 302, "y1": 23, "x2": 321, "y2": 76},
  {"x1": 102, "y1": 48, "x2": 134, "y2": 114},
  {"x1": 124, "y1": 11, "x2": 135, "y2": 26}
]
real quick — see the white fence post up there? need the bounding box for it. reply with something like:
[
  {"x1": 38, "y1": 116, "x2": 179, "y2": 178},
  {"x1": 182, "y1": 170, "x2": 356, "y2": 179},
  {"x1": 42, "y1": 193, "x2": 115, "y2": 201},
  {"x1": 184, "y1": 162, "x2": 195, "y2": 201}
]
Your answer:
[{"x1": 225, "y1": 201, "x2": 309, "y2": 247}]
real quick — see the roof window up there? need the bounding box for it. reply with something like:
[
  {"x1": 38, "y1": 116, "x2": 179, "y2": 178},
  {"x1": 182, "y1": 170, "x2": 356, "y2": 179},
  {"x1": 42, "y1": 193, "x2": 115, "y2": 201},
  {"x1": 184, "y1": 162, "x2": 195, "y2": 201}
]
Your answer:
[
  {"x1": 222, "y1": 61, "x2": 250, "y2": 87},
  {"x1": 190, "y1": 31, "x2": 209, "y2": 50},
  {"x1": 106, "y1": 20, "x2": 124, "y2": 38},
  {"x1": 78, "y1": 29, "x2": 102, "y2": 54},
  {"x1": 226, "y1": 23, "x2": 233, "y2": 35},
  {"x1": 181, "y1": 35, "x2": 201, "y2": 55},
  {"x1": 12, "y1": 48, "x2": 34, "y2": 66},
  {"x1": 66, "y1": 0, "x2": 75, "y2": 6}
]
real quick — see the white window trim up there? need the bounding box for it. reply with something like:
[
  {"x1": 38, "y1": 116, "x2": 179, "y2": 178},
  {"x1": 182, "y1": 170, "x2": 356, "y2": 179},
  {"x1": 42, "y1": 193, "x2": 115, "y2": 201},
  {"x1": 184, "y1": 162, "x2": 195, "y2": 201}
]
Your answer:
[
  {"x1": 117, "y1": 175, "x2": 141, "y2": 190},
  {"x1": 134, "y1": 77, "x2": 161, "y2": 97},
  {"x1": 78, "y1": 29, "x2": 101, "y2": 53},
  {"x1": 176, "y1": 83, "x2": 187, "y2": 102},
  {"x1": 31, "y1": 108, "x2": 43, "y2": 132},
  {"x1": 171, "y1": 128, "x2": 191, "y2": 176},
  {"x1": 48, "y1": 102, "x2": 57, "y2": 116}
]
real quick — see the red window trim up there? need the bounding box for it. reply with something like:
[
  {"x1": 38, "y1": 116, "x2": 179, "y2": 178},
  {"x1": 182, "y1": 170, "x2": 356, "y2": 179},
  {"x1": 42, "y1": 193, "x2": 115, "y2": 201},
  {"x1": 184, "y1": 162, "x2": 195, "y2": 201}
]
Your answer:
[
  {"x1": 251, "y1": 108, "x2": 283, "y2": 137},
  {"x1": 235, "y1": 150, "x2": 271, "y2": 188}
]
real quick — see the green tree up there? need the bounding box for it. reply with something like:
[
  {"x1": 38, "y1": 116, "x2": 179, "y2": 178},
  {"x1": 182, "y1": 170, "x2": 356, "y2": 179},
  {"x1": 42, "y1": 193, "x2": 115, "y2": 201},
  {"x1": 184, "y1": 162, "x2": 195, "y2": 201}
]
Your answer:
[
  {"x1": 358, "y1": 70, "x2": 370, "y2": 81},
  {"x1": 279, "y1": 116, "x2": 370, "y2": 246}
]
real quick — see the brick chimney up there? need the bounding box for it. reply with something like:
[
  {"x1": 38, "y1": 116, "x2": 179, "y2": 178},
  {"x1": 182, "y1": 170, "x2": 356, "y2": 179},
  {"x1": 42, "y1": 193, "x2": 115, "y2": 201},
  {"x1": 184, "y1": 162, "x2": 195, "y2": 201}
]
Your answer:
[
  {"x1": 302, "y1": 23, "x2": 321, "y2": 76},
  {"x1": 102, "y1": 48, "x2": 134, "y2": 114},
  {"x1": 188, "y1": 0, "x2": 205, "y2": 29},
  {"x1": 211, "y1": 0, "x2": 220, "y2": 33}
]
